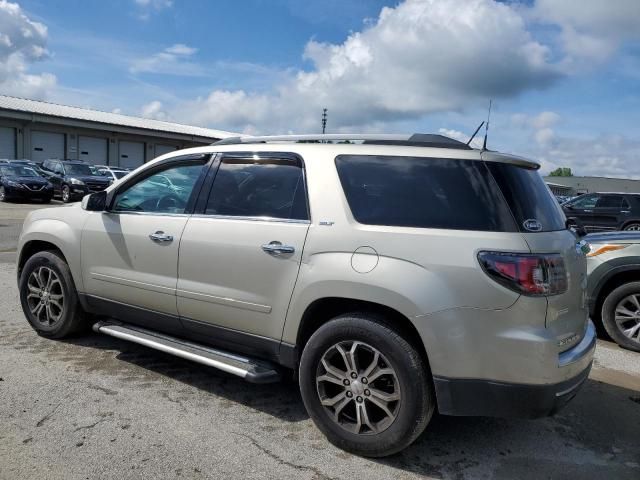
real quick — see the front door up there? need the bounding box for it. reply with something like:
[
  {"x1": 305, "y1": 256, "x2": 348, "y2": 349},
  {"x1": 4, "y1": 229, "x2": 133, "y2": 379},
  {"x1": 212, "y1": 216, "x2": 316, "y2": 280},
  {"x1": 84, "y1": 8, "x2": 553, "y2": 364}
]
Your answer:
[
  {"x1": 564, "y1": 194, "x2": 599, "y2": 231},
  {"x1": 177, "y1": 154, "x2": 310, "y2": 341},
  {"x1": 81, "y1": 157, "x2": 209, "y2": 319}
]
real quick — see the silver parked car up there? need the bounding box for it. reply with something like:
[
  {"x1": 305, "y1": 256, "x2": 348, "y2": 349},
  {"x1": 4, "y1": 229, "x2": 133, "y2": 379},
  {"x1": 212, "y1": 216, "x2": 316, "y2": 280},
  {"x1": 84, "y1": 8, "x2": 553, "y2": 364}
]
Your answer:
[
  {"x1": 16, "y1": 134, "x2": 596, "y2": 457},
  {"x1": 586, "y1": 231, "x2": 640, "y2": 352}
]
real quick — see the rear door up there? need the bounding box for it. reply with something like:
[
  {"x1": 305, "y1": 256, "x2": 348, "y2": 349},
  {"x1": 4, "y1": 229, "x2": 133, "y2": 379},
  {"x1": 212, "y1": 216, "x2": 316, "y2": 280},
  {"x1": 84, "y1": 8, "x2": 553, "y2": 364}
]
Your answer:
[
  {"x1": 47, "y1": 161, "x2": 64, "y2": 194},
  {"x1": 592, "y1": 194, "x2": 624, "y2": 231},
  {"x1": 177, "y1": 153, "x2": 310, "y2": 341}
]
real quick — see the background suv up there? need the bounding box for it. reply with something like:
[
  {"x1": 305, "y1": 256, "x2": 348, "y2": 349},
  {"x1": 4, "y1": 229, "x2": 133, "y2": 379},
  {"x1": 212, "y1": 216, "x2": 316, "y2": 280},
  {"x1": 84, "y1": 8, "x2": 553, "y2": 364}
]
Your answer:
[
  {"x1": 586, "y1": 231, "x2": 640, "y2": 352},
  {"x1": 40, "y1": 159, "x2": 111, "y2": 203},
  {"x1": 563, "y1": 192, "x2": 640, "y2": 232},
  {"x1": 96, "y1": 165, "x2": 131, "y2": 182},
  {"x1": 16, "y1": 134, "x2": 595, "y2": 457}
]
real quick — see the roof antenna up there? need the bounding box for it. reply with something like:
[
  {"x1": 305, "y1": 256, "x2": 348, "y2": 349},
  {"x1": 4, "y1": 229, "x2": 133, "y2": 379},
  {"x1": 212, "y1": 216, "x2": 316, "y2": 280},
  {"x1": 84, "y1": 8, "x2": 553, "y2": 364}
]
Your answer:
[
  {"x1": 466, "y1": 120, "x2": 484, "y2": 146},
  {"x1": 321, "y1": 108, "x2": 328, "y2": 134},
  {"x1": 482, "y1": 99, "x2": 492, "y2": 151}
]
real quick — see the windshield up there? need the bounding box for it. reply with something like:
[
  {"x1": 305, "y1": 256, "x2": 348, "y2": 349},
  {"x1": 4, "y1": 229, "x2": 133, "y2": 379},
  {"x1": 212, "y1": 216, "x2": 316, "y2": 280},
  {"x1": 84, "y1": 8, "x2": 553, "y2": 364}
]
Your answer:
[
  {"x1": 65, "y1": 163, "x2": 97, "y2": 176},
  {"x1": 0, "y1": 165, "x2": 39, "y2": 177}
]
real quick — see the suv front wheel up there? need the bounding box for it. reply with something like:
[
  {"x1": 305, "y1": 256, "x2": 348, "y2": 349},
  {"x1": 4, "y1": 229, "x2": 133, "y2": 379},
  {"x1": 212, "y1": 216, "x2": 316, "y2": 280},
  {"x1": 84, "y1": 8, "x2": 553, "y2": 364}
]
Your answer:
[
  {"x1": 299, "y1": 314, "x2": 434, "y2": 457},
  {"x1": 19, "y1": 251, "x2": 87, "y2": 338}
]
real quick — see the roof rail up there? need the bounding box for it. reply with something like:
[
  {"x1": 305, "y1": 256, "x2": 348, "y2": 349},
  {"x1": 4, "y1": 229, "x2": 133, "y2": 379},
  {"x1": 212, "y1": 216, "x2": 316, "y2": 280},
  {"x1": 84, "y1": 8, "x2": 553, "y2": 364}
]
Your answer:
[{"x1": 212, "y1": 133, "x2": 472, "y2": 150}]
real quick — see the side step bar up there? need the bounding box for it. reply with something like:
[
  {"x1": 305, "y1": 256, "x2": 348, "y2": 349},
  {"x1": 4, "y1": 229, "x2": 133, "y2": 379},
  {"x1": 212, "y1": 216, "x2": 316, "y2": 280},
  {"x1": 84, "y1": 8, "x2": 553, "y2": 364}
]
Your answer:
[{"x1": 93, "y1": 321, "x2": 281, "y2": 384}]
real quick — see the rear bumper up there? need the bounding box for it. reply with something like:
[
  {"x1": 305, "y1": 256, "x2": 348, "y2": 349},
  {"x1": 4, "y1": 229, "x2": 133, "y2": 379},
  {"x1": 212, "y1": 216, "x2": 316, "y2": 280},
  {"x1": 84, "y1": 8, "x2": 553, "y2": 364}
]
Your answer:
[{"x1": 434, "y1": 320, "x2": 596, "y2": 418}]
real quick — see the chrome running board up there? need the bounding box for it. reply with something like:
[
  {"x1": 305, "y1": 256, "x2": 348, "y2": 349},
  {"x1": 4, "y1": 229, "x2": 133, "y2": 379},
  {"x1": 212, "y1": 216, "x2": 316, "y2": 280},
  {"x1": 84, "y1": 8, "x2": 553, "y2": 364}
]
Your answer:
[{"x1": 93, "y1": 321, "x2": 281, "y2": 383}]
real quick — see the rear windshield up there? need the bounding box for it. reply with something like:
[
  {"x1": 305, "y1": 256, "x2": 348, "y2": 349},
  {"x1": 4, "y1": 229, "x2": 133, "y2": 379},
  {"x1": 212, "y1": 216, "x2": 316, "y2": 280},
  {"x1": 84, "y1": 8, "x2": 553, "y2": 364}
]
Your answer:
[
  {"x1": 486, "y1": 162, "x2": 566, "y2": 232},
  {"x1": 335, "y1": 155, "x2": 517, "y2": 232}
]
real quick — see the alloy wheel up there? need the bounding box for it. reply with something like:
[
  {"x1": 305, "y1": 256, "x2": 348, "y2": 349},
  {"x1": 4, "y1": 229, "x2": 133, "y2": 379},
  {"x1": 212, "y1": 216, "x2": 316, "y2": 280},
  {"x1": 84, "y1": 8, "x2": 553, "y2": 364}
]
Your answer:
[
  {"x1": 62, "y1": 186, "x2": 70, "y2": 202},
  {"x1": 624, "y1": 224, "x2": 640, "y2": 231},
  {"x1": 26, "y1": 266, "x2": 65, "y2": 326},
  {"x1": 614, "y1": 295, "x2": 640, "y2": 344},
  {"x1": 0, "y1": 186, "x2": 5, "y2": 201},
  {"x1": 316, "y1": 341, "x2": 401, "y2": 435}
]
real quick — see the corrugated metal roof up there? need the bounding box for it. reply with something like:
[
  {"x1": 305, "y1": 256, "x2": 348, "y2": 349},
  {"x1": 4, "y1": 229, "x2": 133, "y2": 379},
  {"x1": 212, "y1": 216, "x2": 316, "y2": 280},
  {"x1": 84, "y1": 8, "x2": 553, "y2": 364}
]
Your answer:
[{"x1": 0, "y1": 95, "x2": 235, "y2": 140}]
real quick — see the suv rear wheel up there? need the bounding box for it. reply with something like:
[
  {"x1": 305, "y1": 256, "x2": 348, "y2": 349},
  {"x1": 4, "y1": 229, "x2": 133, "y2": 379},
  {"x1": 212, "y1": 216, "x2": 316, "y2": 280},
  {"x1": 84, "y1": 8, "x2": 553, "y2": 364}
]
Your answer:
[
  {"x1": 299, "y1": 314, "x2": 434, "y2": 457},
  {"x1": 601, "y1": 282, "x2": 640, "y2": 352},
  {"x1": 19, "y1": 251, "x2": 87, "y2": 338}
]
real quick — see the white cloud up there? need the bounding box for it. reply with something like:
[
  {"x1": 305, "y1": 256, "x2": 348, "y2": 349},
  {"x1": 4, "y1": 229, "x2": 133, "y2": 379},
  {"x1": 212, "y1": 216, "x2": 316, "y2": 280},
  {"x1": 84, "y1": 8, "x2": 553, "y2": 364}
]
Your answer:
[
  {"x1": 171, "y1": 0, "x2": 562, "y2": 133},
  {"x1": 0, "y1": 0, "x2": 56, "y2": 98},
  {"x1": 509, "y1": 110, "x2": 560, "y2": 147},
  {"x1": 536, "y1": 134, "x2": 640, "y2": 179},
  {"x1": 532, "y1": 0, "x2": 640, "y2": 67},
  {"x1": 134, "y1": 0, "x2": 172, "y2": 20},
  {"x1": 438, "y1": 128, "x2": 483, "y2": 149},
  {"x1": 140, "y1": 100, "x2": 169, "y2": 120},
  {"x1": 130, "y1": 43, "x2": 203, "y2": 75}
]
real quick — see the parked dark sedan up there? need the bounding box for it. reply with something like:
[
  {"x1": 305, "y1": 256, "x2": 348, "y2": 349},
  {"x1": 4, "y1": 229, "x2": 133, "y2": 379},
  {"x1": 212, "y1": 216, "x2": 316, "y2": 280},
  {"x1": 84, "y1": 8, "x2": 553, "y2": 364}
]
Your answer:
[
  {"x1": 0, "y1": 164, "x2": 54, "y2": 203},
  {"x1": 40, "y1": 159, "x2": 111, "y2": 203},
  {"x1": 563, "y1": 192, "x2": 640, "y2": 232}
]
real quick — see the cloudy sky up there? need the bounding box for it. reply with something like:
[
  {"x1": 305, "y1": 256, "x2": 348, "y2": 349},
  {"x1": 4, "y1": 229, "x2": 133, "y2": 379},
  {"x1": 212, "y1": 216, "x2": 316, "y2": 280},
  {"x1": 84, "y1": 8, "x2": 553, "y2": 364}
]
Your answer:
[{"x1": 1, "y1": 0, "x2": 639, "y2": 176}]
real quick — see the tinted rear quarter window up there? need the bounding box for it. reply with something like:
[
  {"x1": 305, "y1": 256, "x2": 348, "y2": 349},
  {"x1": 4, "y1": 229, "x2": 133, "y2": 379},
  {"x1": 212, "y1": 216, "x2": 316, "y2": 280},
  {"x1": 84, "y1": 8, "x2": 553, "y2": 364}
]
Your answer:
[
  {"x1": 486, "y1": 162, "x2": 566, "y2": 232},
  {"x1": 335, "y1": 155, "x2": 517, "y2": 232}
]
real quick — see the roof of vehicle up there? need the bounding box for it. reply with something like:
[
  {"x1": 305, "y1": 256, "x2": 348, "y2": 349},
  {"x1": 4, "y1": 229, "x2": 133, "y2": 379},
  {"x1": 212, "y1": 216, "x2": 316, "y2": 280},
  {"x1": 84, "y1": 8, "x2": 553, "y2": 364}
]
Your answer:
[
  {"x1": 214, "y1": 133, "x2": 474, "y2": 150},
  {"x1": 585, "y1": 231, "x2": 640, "y2": 244},
  {"x1": 587, "y1": 192, "x2": 640, "y2": 196},
  {"x1": 45, "y1": 159, "x2": 86, "y2": 164},
  {"x1": 192, "y1": 133, "x2": 537, "y2": 169}
]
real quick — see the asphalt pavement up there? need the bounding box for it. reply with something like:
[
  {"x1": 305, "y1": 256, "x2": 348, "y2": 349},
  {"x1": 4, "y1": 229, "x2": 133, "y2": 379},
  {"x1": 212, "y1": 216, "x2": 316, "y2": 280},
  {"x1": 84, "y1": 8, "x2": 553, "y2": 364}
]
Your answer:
[{"x1": 0, "y1": 201, "x2": 639, "y2": 479}]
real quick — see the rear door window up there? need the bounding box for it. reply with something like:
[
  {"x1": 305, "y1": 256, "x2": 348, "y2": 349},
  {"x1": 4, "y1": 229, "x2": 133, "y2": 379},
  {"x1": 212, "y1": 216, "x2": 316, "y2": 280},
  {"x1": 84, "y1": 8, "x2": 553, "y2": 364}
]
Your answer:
[
  {"x1": 486, "y1": 162, "x2": 566, "y2": 232},
  {"x1": 335, "y1": 155, "x2": 517, "y2": 231},
  {"x1": 595, "y1": 195, "x2": 623, "y2": 209},
  {"x1": 205, "y1": 157, "x2": 309, "y2": 221}
]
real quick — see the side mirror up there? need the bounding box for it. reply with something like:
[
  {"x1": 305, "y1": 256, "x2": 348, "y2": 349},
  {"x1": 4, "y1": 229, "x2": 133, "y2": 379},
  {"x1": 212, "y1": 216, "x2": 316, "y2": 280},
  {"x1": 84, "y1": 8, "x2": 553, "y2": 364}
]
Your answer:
[
  {"x1": 566, "y1": 217, "x2": 587, "y2": 237},
  {"x1": 564, "y1": 204, "x2": 573, "y2": 210},
  {"x1": 81, "y1": 191, "x2": 107, "y2": 211}
]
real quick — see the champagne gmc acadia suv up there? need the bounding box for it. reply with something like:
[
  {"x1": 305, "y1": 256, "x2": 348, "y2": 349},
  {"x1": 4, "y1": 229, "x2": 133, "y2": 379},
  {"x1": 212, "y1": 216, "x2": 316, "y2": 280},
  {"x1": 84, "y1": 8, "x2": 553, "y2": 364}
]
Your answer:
[{"x1": 17, "y1": 133, "x2": 596, "y2": 457}]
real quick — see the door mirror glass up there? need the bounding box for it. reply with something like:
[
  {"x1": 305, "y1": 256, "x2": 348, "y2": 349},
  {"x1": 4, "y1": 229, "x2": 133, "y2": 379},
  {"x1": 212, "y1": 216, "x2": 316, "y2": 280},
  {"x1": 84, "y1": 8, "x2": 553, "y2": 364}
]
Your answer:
[{"x1": 81, "y1": 190, "x2": 107, "y2": 211}]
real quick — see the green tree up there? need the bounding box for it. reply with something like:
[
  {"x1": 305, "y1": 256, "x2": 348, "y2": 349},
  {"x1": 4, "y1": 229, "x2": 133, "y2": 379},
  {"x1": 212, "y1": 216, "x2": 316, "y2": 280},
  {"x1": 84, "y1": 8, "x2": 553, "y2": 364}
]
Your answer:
[{"x1": 549, "y1": 167, "x2": 573, "y2": 177}]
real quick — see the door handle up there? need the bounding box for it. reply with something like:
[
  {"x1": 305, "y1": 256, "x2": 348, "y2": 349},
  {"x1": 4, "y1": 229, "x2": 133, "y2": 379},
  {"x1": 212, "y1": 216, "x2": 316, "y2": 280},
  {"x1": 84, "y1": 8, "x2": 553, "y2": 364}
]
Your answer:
[
  {"x1": 149, "y1": 231, "x2": 174, "y2": 243},
  {"x1": 583, "y1": 209, "x2": 593, "y2": 213},
  {"x1": 261, "y1": 241, "x2": 295, "y2": 256}
]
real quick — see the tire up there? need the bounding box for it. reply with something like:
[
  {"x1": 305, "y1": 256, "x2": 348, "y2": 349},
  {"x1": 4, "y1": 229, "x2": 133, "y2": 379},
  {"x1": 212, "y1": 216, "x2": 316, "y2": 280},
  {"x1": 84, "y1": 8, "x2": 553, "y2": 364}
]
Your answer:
[
  {"x1": 61, "y1": 185, "x2": 71, "y2": 203},
  {"x1": 623, "y1": 223, "x2": 640, "y2": 231},
  {"x1": 19, "y1": 250, "x2": 87, "y2": 339},
  {"x1": 0, "y1": 186, "x2": 7, "y2": 202},
  {"x1": 601, "y1": 282, "x2": 640, "y2": 352},
  {"x1": 299, "y1": 314, "x2": 434, "y2": 457}
]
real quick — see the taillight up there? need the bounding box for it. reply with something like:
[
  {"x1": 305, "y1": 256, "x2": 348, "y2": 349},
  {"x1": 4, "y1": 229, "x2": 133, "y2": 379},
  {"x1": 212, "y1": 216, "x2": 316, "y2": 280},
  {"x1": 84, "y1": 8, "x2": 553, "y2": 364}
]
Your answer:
[{"x1": 478, "y1": 251, "x2": 568, "y2": 296}]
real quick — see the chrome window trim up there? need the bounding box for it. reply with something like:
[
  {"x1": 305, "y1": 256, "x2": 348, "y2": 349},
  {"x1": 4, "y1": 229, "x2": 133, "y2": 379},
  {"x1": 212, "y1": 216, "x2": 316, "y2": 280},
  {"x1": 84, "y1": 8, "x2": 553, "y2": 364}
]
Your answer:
[
  {"x1": 106, "y1": 211, "x2": 191, "y2": 218},
  {"x1": 191, "y1": 213, "x2": 310, "y2": 225}
]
